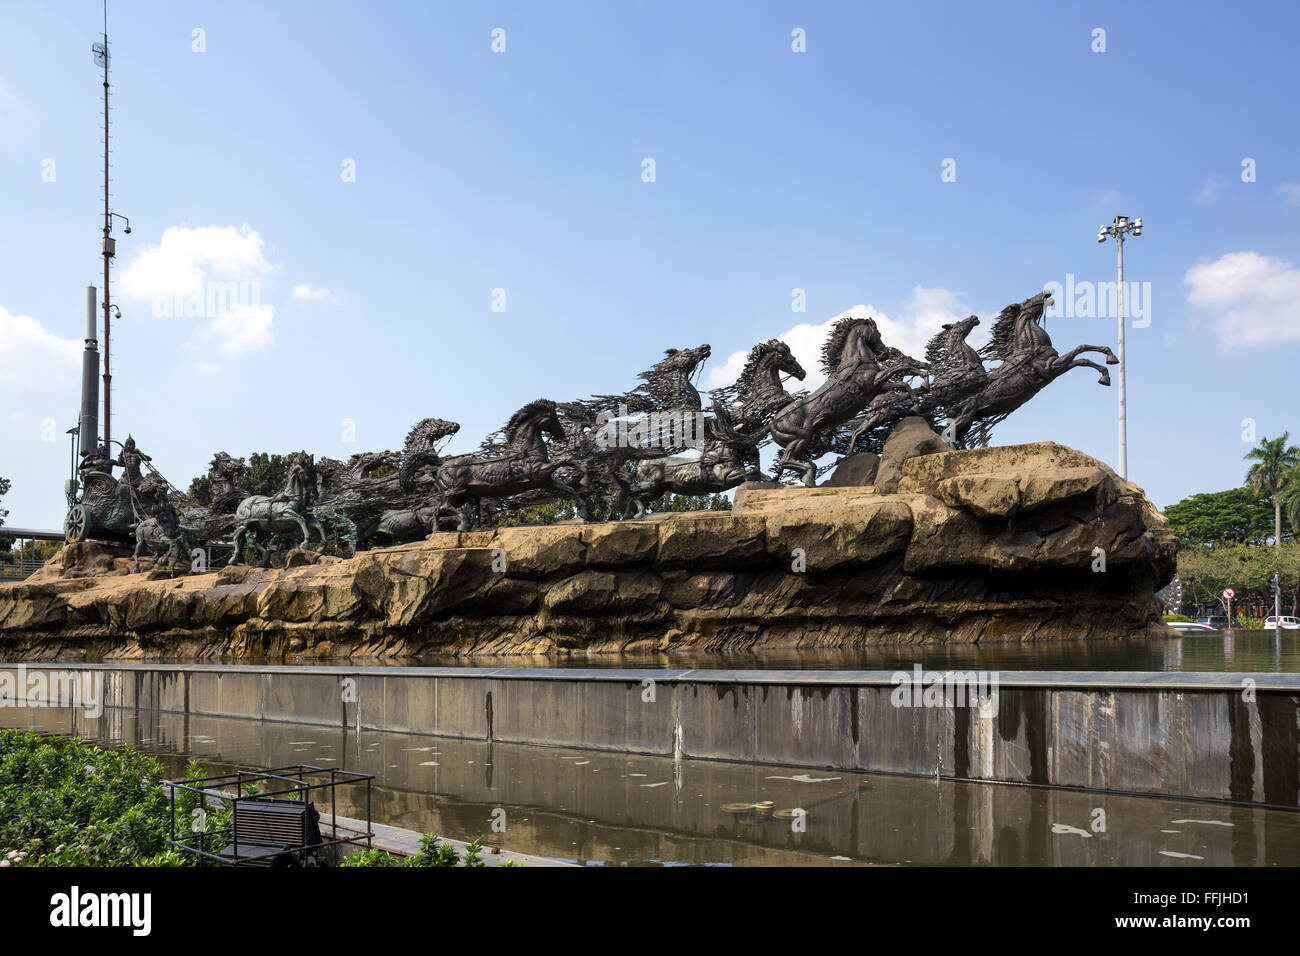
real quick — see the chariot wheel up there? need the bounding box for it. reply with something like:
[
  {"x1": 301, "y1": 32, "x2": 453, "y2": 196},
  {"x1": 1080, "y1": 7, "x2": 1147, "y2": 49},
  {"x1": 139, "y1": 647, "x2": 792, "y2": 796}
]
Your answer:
[{"x1": 63, "y1": 504, "x2": 89, "y2": 543}]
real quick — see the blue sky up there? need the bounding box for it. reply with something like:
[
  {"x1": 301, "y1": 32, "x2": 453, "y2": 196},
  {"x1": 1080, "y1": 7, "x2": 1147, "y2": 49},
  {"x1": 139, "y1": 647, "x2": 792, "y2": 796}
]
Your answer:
[{"x1": 2, "y1": 0, "x2": 1299, "y2": 528}]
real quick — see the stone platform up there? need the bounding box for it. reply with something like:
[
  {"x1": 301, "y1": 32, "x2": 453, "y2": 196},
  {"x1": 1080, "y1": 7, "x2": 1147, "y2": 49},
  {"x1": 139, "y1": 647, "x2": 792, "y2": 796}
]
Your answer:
[{"x1": 0, "y1": 441, "x2": 1176, "y2": 660}]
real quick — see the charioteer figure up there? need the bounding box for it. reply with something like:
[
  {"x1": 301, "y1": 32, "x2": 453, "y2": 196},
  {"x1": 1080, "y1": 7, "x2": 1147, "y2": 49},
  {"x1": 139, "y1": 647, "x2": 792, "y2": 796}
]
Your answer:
[
  {"x1": 78, "y1": 442, "x2": 115, "y2": 477},
  {"x1": 114, "y1": 435, "x2": 152, "y2": 486}
]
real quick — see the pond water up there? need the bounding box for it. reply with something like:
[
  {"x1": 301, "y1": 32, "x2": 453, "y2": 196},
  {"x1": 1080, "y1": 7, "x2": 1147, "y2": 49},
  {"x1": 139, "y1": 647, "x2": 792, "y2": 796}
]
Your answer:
[
  {"x1": 195, "y1": 629, "x2": 1300, "y2": 673},
  {"x1": 4, "y1": 704, "x2": 1298, "y2": 866}
]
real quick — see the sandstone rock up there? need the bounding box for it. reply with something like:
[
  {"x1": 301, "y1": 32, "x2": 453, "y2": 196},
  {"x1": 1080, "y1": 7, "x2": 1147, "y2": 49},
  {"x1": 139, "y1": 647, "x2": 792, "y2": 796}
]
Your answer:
[
  {"x1": 28, "y1": 541, "x2": 130, "y2": 581},
  {"x1": 0, "y1": 440, "x2": 1176, "y2": 658},
  {"x1": 823, "y1": 453, "x2": 879, "y2": 487},
  {"x1": 875, "y1": 417, "x2": 954, "y2": 493},
  {"x1": 655, "y1": 513, "x2": 766, "y2": 570},
  {"x1": 731, "y1": 480, "x2": 782, "y2": 513}
]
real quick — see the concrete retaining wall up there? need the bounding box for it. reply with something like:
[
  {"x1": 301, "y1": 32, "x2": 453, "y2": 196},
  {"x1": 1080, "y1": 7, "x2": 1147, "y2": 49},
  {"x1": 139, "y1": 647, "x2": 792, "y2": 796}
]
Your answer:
[{"x1": 2, "y1": 663, "x2": 1297, "y2": 808}]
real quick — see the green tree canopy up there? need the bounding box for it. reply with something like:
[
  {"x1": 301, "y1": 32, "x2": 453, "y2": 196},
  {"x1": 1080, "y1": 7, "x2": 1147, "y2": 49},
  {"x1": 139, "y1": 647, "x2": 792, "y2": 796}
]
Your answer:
[
  {"x1": 1177, "y1": 542, "x2": 1300, "y2": 614},
  {"x1": 186, "y1": 451, "x2": 307, "y2": 505},
  {"x1": 1163, "y1": 486, "x2": 1279, "y2": 547}
]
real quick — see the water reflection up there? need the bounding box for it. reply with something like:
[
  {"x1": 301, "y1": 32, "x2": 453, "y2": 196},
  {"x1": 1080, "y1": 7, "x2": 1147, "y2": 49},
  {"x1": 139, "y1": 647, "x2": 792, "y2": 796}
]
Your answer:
[
  {"x1": 118, "y1": 629, "x2": 1300, "y2": 673},
  {"x1": 3, "y1": 705, "x2": 1297, "y2": 866}
]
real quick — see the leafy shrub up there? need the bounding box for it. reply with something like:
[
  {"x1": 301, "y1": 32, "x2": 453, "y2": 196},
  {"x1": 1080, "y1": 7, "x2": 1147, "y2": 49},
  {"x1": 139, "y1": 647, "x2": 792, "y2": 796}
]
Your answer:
[
  {"x1": 340, "y1": 848, "x2": 399, "y2": 867},
  {"x1": 0, "y1": 730, "x2": 170, "y2": 866}
]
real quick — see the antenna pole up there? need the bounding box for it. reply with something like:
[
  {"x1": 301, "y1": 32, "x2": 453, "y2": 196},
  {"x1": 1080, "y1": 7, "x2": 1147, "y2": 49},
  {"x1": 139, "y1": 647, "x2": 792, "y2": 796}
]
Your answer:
[{"x1": 101, "y1": 2, "x2": 112, "y2": 446}]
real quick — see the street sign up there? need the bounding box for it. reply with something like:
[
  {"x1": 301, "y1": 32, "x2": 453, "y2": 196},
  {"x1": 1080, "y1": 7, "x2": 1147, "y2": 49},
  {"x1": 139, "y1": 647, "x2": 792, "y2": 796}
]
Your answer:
[{"x1": 1222, "y1": 588, "x2": 1235, "y2": 600}]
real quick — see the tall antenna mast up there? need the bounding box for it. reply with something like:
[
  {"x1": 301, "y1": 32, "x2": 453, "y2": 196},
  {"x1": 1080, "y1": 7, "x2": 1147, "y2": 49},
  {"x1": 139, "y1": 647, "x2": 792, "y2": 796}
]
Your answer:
[{"x1": 93, "y1": 0, "x2": 128, "y2": 447}]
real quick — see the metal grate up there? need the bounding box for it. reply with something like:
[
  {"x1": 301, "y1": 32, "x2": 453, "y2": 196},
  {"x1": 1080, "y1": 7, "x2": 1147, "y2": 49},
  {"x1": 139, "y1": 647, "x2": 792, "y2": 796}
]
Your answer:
[{"x1": 234, "y1": 800, "x2": 316, "y2": 847}]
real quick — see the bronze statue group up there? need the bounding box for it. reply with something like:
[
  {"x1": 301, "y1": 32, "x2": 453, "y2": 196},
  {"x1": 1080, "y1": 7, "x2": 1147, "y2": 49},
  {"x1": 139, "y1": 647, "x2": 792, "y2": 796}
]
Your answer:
[{"x1": 67, "y1": 289, "x2": 1116, "y2": 571}]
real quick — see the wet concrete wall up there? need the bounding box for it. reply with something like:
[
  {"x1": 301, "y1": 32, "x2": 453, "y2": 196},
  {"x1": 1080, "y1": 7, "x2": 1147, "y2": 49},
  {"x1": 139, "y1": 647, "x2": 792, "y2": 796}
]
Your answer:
[{"x1": 3, "y1": 663, "x2": 1297, "y2": 807}]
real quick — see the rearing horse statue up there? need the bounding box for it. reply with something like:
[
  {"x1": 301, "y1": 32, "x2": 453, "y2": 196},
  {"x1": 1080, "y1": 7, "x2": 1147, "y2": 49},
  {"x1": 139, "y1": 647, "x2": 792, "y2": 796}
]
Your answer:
[
  {"x1": 848, "y1": 314, "x2": 986, "y2": 452},
  {"x1": 769, "y1": 317, "x2": 925, "y2": 485},
  {"x1": 943, "y1": 291, "x2": 1118, "y2": 446}
]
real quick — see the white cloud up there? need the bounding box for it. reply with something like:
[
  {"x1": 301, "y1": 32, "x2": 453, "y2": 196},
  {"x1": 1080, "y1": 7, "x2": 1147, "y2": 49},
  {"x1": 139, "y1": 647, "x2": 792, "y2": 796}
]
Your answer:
[
  {"x1": 708, "y1": 285, "x2": 977, "y2": 394},
  {"x1": 1278, "y1": 183, "x2": 1300, "y2": 208},
  {"x1": 0, "y1": 305, "x2": 80, "y2": 391},
  {"x1": 292, "y1": 283, "x2": 332, "y2": 301},
  {"x1": 202, "y1": 303, "x2": 274, "y2": 356},
  {"x1": 119, "y1": 223, "x2": 276, "y2": 355},
  {"x1": 1184, "y1": 251, "x2": 1300, "y2": 347},
  {"x1": 1195, "y1": 177, "x2": 1218, "y2": 204}
]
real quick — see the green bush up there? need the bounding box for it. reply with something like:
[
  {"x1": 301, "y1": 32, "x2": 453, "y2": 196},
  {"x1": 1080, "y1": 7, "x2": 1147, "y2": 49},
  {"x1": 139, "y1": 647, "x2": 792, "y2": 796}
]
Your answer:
[
  {"x1": 340, "y1": 848, "x2": 399, "y2": 867},
  {"x1": 0, "y1": 730, "x2": 172, "y2": 867},
  {"x1": 404, "y1": 832, "x2": 459, "y2": 867}
]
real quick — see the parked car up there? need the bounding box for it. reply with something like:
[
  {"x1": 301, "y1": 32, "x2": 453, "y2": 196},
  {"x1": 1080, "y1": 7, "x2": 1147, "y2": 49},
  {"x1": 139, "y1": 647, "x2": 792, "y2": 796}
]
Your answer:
[
  {"x1": 1196, "y1": 616, "x2": 1231, "y2": 629},
  {"x1": 1168, "y1": 621, "x2": 1217, "y2": 633},
  {"x1": 1263, "y1": 616, "x2": 1300, "y2": 630}
]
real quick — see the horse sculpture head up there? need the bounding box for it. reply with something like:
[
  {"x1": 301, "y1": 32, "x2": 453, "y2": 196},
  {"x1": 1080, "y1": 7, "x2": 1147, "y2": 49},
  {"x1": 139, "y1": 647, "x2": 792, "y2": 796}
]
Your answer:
[
  {"x1": 820, "y1": 317, "x2": 885, "y2": 374},
  {"x1": 942, "y1": 314, "x2": 981, "y2": 339},
  {"x1": 982, "y1": 291, "x2": 1056, "y2": 363},
  {"x1": 397, "y1": 417, "x2": 461, "y2": 491},
  {"x1": 655, "y1": 343, "x2": 711, "y2": 375},
  {"x1": 740, "y1": 339, "x2": 806, "y2": 389},
  {"x1": 504, "y1": 398, "x2": 565, "y2": 448},
  {"x1": 636, "y1": 344, "x2": 712, "y2": 411}
]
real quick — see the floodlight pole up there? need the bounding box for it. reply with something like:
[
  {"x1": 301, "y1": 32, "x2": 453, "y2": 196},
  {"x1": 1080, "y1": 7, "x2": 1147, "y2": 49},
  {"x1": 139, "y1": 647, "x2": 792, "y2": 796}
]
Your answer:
[
  {"x1": 1098, "y1": 215, "x2": 1141, "y2": 480},
  {"x1": 1115, "y1": 227, "x2": 1125, "y2": 479}
]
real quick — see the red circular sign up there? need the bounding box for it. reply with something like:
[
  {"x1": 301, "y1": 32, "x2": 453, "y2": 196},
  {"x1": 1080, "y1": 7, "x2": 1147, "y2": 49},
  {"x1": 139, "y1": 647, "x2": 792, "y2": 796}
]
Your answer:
[{"x1": 1222, "y1": 588, "x2": 1235, "y2": 600}]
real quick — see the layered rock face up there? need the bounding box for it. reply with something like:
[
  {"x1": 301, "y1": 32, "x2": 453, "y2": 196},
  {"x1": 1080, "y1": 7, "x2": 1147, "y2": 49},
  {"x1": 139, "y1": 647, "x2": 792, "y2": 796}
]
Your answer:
[{"x1": 0, "y1": 441, "x2": 1175, "y2": 660}]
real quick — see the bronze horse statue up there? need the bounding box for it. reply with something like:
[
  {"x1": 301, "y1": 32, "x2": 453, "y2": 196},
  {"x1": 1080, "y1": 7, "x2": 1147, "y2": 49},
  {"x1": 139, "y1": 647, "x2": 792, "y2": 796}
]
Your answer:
[
  {"x1": 622, "y1": 405, "x2": 758, "y2": 518},
  {"x1": 848, "y1": 314, "x2": 986, "y2": 452},
  {"x1": 227, "y1": 453, "x2": 326, "y2": 565},
  {"x1": 769, "y1": 317, "x2": 925, "y2": 485},
  {"x1": 432, "y1": 398, "x2": 587, "y2": 531},
  {"x1": 942, "y1": 291, "x2": 1118, "y2": 446}
]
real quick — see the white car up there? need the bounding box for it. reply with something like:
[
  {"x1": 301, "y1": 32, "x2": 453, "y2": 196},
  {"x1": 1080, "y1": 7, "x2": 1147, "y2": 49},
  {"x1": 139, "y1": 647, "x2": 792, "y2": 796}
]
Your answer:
[{"x1": 1263, "y1": 616, "x2": 1300, "y2": 630}]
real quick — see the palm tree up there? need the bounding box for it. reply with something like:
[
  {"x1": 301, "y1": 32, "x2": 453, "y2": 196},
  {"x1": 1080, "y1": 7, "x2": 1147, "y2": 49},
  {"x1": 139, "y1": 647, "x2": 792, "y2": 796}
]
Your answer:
[
  {"x1": 1244, "y1": 433, "x2": 1300, "y2": 546},
  {"x1": 1280, "y1": 464, "x2": 1300, "y2": 539}
]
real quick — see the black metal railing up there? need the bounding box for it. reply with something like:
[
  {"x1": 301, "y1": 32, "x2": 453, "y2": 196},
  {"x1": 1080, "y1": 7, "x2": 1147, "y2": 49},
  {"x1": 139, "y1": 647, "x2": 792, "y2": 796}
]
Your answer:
[{"x1": 164, "y1": 765, "x2": 374, "y2": 867}]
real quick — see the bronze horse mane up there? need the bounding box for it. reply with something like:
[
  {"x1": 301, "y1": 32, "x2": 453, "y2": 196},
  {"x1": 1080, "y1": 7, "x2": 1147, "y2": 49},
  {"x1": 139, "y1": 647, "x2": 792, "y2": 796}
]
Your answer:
[
  {"x1": 981, "y1": 300, "x2": 1036, "y2": 363},
  {"x1": 736, "y1": 339, "x2": 795, "y2": 393},
  {"x1": 820, "y1": 317, "x2": 885, "y2": 374},
  {"x1": 503, "y1": 398, "x2": 560, "y2": 445}
]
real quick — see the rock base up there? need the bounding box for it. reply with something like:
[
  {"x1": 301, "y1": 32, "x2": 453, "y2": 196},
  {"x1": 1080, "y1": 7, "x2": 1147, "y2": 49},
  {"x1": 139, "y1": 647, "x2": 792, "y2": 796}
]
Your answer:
[{"x1": 0, "y1": 442, "x2": 1176, "y2": 661}]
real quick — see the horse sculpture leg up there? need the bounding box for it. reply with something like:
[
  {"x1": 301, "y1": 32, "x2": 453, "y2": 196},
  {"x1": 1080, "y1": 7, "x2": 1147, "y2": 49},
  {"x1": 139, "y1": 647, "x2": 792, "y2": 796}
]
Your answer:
[
  {"x1": 548, "y1": 474, "x2": 589, "y2": 521},
  {"x1": 1057, "y1": 344, "x2": 1119, "y2": 367},
  {"x1": 287, "y1": 510, "x2": 311, "y2": 549},
  {"x1": 227, "y1": 524, "x2": 247, "y2": 566},
  {"x1": 307, "y1": 515, "x2": 327, "y2": 550},
  {"x1": 774, "y1": 444, "x2": 817, "y2": 487},
  {"x1": 1059, "y1": 357, "x2": 1112, "y2": 385}
]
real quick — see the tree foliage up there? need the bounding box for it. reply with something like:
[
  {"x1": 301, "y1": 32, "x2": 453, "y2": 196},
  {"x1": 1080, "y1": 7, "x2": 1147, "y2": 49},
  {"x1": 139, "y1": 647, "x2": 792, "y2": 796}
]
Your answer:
[
  {"x1": 1177, "y1": 542, "x2": 1300, "y2": 614},
  {"x1": 186, "y1": 451, "x2": 306, "y2": 505},
  {"x1": 1163, "y1": 486, "x2": 1281, "y2": 547}
]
